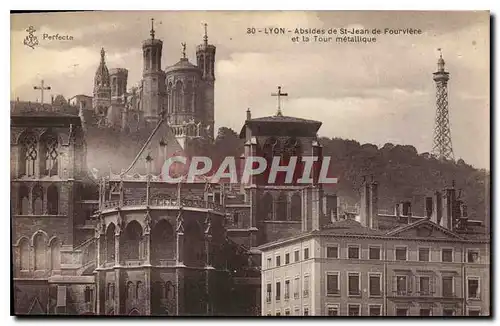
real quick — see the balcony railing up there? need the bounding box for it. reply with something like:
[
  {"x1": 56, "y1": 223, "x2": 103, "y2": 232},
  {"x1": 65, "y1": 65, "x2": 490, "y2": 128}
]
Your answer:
[{"x1": 101, "y1": 198, "x2": 223, "y2": 212}]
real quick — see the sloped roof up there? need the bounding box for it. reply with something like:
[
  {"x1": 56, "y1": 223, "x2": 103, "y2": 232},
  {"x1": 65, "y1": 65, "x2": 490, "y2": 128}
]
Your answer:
[
  {"x1": 317, "y1": 218, "x2": 385, "y2": 236},
  {"x1": 385, "y1": 218, "x2": 464, "y2": 239}
]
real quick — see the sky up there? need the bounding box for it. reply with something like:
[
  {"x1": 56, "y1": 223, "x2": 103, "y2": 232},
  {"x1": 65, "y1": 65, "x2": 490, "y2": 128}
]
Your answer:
[{"x1": 10, "y1": 11, "x2": 490, "y2": 169}]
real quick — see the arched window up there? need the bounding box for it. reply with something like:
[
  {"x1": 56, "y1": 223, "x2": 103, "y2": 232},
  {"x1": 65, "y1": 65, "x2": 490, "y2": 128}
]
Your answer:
[
  {"x1": 32, "y1": 185, "x2": 43, "y2": 215},
  {"x1": 107, "y1": 283, "x2": 115, "y2": 300},
  {"x1": 291, "y1": 193, "x2": 302, "y2": 221},
  {"x1": 166, "y1": 281, "x2": 174, "y2": 301},
  {"x1": 33, "y1": 232, "x2": 47, "y2": 270},
  {"x1": 20, "y1": 132, "x2": 38, "y2": 177},
  {"x1": 47, "y1": 184, "x2": 58, "y2": 215},
  {"x1": 259, "y1": 192, "x2": 273, "y2": 221},
  {"x1": 19, "y1": 238, "x2": 29, "y2": 271},
  {"x1": 184, "y1": 220, "x2": 204, "y2": 264},
  {"x1": 275, "y1": 192, "x2": 288, "y2": 221},
  {"x1": 126, "y1": 281, "x2": 134, "y2": 300},
  {"x1": 151, "y1": 219, "x2": 175, "y2": 264},
  {"x1": 50, "y1": 238, "x2": 61, "y2": 270},
  {"x1": 41, "y1": 133, "x2": 58, "y2": 176},
  {"x1": 136, "y1": 281, "x2": 143, "y2": 301},
  {"x1": 185, "y1": 81, "x2": 193, "y2": 113},
  {"x1": 175, "y1": 81, "x2": 183, "y2": 112},
  {"x1": 18, "y1": 186, "x2": 30, "y2": 215},
  {"x1": 121, "y1": 221, "x2": 142, "y2": 260},
  {"x1": 84, "y1": 286, "x2": 91, "y2": 303},
  {"x1": 106, "y1": 223, "x2": 116, "y2": 262}
]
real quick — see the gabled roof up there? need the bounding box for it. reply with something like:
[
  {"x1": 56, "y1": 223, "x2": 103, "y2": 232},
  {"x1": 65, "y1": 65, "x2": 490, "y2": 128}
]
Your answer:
[
  {"x1": 385, "y1": 218, "x2": 464, "y2": 240},
  {"x1": 239, "y1": 114, "x2": 322, "y2": 138},
  {"x1": 316, "y1": 218, "x2": 385, "y2": 236}
]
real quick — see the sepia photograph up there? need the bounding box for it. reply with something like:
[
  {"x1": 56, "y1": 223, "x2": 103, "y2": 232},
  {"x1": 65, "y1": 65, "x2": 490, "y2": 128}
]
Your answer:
[{"x1": 9, "y1": 10, "x2": 490, "y2": 317}]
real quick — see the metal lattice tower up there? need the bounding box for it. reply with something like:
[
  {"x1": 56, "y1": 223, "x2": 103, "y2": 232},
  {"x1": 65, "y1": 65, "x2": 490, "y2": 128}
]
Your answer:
[{"x1": 432, "y1": 49, "x2": 454, "y2": 160}]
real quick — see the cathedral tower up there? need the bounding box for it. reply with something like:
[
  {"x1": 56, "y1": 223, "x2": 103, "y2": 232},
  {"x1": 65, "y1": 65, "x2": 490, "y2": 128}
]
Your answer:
[
  {"x1": 93, "y1": 48, "x2": 111, "y2": 117},
  {"x1": 196, "y1": 24, "x2": 216, "y2": 139},
  {"x1": 142, "y1": 19, "x2": 165, "y2": 123},
  {"x1": 110, "y1": 68, "x2": 128, "y2": 105}
]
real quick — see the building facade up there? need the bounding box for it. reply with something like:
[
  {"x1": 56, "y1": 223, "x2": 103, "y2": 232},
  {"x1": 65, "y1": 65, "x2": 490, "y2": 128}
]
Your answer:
[{"x1": 258, "y1": 180, "x2": 490, "y2": 316}]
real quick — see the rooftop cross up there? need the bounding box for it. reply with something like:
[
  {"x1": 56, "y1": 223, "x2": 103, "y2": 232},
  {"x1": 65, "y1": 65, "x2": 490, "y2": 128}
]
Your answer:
[
  {"x1": 271, "y1": 86, "x2": 288, "y2": 116},
  {"x1": 33, "y1": 79, "x2": 51, "y2": 104},
  {"x1": 203, "y1": 23, "x2": 208, "y2": 45}
]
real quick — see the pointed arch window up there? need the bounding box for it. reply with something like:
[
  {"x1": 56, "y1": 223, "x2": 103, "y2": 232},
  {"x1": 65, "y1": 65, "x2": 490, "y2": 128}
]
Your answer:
[
  {"x1": 18, "y1": 185, "x2": 30, "y2": 215},
  {"x1": 126, "y1": 281, "x2": 135, "y2": 300},
  {"x1": 47, "y1": 185, "x2": 58, "y2": 215},
  {"x1": 175, "y1": 81, "x2": 184, "y2": 112},
  {"x1": 259, "y1": 192, "x2": 273, "y2": 221},
  {"x1": 19, "y1": 238, "x2": 29, "y2": 271},
  {"x1": 84, "y1": 286, "x2": 92, "y2": 303},
  {"x1": 185, "y1": 81, "x2": 193, "y2": 113},
  {"x1": 34, "y1": 233, "x2": 47, "y2": 270},
  {"x1": 136, "y1": 281, "x2": 143, "y2": 301},
  {"x1": 20, "y1": 132, "x2": 38, "y2": 177},
  {"x1": 32, "y1": 185, "x2": 43, "y2": 215},
  {"x1": 41, "y1": 133, "x2": 58, "y2": 176},
  {"x1": 50, "y1": 238, "x2": 61, "y2": 270},
  {"x1": 291, "y1": 193, "x2": 302, "y2": 221}
]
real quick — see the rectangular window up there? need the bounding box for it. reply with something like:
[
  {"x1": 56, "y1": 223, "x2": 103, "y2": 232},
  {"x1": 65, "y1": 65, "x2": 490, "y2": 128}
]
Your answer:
[
  {"x1": 303, "y1": 275, "x2": 310, "y2": 297},
  {"x1": 396, "y1": 308, "x2": 408, "y2": 316},
  {"x1": 267, "y1": 258, "x2": 272, "y2": 268},
  {"x1": 294, "y1": 307, "x2": 300, "y2": 315},
  {"x1": 327, "y1": 246, "x2": 338, "y2": 258},
  {"x1": 442, "y1": 249, "x2": 453, "y2": 262},
  {"x1": 348, "y1": 246, "x2": 360, "y2": 259},
  {"x1": 468, "y1": 250, "x2": 480, "y2": 263},
  {"x1": 304, "y1": 248, "x2": 309, "y2": 260},
  {"x1": 442, "y1": 276, "x2": 453, "y2": 297},
  {"x1": 285, "y1": 253, "x2": 290, "y2": 265},
  {"x1": 369, "y1": 305, "x2": 381, "y2": 316},
  {"x1": 395, "y1": 247, "x2": 407, "y2": 261},
  {"x1": 396, "y1": 275, "x2": 407, "y2": 295},
  {"x1": 468, "y1": 278, "x2": 479, "y2": 299},
  {"x1": 294, "y1": 277, "x2": 300, "y2": 299},
  {"x1": 276, "y1": 255, "x2": 281, "y2": 267},
  {"x1": 468, "y1": 309, "x2": 481, "y2": 316},
  {"x1": 266, "y1": 283, "x2": 272, "y2": 303},
  {"x1": 418, "y1": 248, "x2": 430, "y2": 262},
  {"x1": 284, "y1": 280, "x2": 290, "y2": 300},
  {"x1": 294, "y1": 250, "x2": 300, "y2": 262},
  {"x1": 303, "y1": 307, "x2": 309, "y2": 316},
  {"x1": 443, "y1": 309, "x2": 454, "y2": 316},
  {"x1": 419, "y1": 276, "x2": 430, "y2": 295},
  {"x1": 420, "y1": 308, "x2": 431, "y2": 316},
  {"x1": 285, "y1": 309, "x2": 290, "y2": 316},
  {"x1": 276, "y1": 282, "x2": 281, "y2": 301},
  {"x1": 348, "y1": 304, "x2": 360, "y2": 316},
  {"x1": 327, "y1": 305, "x2": 339, "y2": 316},
  {"x1": 369, "y1": 246, "x2": 381, "y2": 260},
  {"x1": 276, "y1": 311, "x2": 281, "y2": 316},
  {"x1": 369, "y1": 274, "x2": 381, "y2": 296},
  {"x1": 348, "y1": 273, "x2": 360, "y2": 296},
  {"x1": 327, "y1": 273, "x2": 339, "y2": 295}
]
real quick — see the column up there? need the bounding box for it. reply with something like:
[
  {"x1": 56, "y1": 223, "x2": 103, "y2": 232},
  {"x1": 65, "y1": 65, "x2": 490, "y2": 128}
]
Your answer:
[
  {"x1": 176, "y1": 232, "x2": 184, "y2": 265},
  {"x1": 114, "y1": 230, "x2": 121, "y2": 315},
  {"x1": 144, "y1": 269, "x2": 151, "y2": 315},
  {"x1": 96, "y1": 270, "x2": 105, "y2": 314}
]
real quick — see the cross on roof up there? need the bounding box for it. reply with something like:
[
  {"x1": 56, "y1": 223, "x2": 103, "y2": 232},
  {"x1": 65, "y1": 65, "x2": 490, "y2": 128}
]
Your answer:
[
  {"x1": 271, "y1": 86, "x2": 288, "y2": 116},
  {"x1": 33, "y1": 80, "x2": 51, "y2": 104},
  {"x1": 150, "y1": 18, "x2": 155, "y2": 39}
]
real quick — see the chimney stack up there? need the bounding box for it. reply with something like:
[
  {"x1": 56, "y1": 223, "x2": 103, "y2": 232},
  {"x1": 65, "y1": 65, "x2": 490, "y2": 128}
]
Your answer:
[
  {"x1": 431, "y1": 191, "x2": 442, "y2": 224},
  {"x1": 425, "y1": 196, "x2": 433, "y2": 218},
  {"x1": 441, "y1": 187, "x2": 455, "y2": 229},
  {"x1": 360, "y1": 176, "x2": 378, "y2": 229},
  {"x1": 246, "y1": 108, "x2": 251, "y2": 120}
]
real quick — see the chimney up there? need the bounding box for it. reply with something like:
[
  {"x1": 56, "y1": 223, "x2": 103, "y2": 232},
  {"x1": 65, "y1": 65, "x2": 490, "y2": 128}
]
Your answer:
[
  {"x1": 303, "y1": 186, "x2": 326, "y2": 231},
  {"x1": 394, "y1": 203, "x2": 400, "y2": 217},
  {"x1": 441, "y1": 187, "x2": 455, "y2": 229},
  {"x1": 369, "y1": 181, "x2": 379, "y2": 229},
  {"x1": 51, "y1": 95, "x2": 54, "y2": 104},
  {"x1": 359, "y1": 176, "x2": 370, "y2": 227},
  {"x1": 431, "y1": 191, "x2": 442, "y2": 224},
  {"x1": 246, "y1": 108, "x2": 251, "y2": 120},
  {"x1": 402, "y1": 201, "x2": 412, "y2": 216},
  {"x1": 424, "y1": 196, "x2": 433, "y2": 218}
]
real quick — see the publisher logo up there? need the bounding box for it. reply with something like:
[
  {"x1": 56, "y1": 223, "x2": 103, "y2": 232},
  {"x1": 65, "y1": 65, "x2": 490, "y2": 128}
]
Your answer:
[{"x1": 23, "y1": 26, "x2": 39, "y2": 49}]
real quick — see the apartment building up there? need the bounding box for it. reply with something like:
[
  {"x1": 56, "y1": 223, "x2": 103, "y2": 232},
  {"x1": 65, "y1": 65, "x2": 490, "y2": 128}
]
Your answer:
[{"x1": 258, "y1": 180, "x2": 490, "y2": 316}]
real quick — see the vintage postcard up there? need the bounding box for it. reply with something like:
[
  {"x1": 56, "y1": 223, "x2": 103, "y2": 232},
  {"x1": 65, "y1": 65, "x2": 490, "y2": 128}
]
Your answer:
[{"x1": 10, "y1": 11, "x2": 490, "y2": 317}]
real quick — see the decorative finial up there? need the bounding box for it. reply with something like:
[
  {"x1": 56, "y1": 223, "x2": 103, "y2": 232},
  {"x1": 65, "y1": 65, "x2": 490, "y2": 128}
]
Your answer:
[
  {"x1": 203, "y1": 23, "x2": 208, "y2": 45},
  {"x1": 437, "y1": 48, "x2": 445, "y2": 72},
  {"x1": 150, "y1": 18, "x2": 155, "y2": 39},
  {"x1": 100, "y1": 47, "x2": 105, "y2": 62},
  {"x1": 181, "y1": 42, "x2": 186, "y2": 59}
]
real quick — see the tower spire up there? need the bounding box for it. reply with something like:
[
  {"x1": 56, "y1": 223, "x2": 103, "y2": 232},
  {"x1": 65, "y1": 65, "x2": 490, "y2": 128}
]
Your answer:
[
  {"x1": 432, "y1": 49, "x2": 454, "y2": 161},
  {"x1": 203, "y1": 23, "x2": 208, "y2": 46},
  {"x1": 150, "y1": 18, "x2": 155, "y2": 39},
  {"x1": 100, "y1": 47, "x2": 105, "y2": 63}
]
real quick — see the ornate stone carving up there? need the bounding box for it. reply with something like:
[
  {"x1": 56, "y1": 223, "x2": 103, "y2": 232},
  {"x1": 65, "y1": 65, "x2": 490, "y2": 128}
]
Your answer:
[
  {"x1": 144, "y1": 210, "x2": 153, "y2": 234},
  {"x1": 204, "y1": 213, "x2": 212, "y2": 235},
  {"x1": 116, "y1": 212, "x2": 124, "y2": 235}
]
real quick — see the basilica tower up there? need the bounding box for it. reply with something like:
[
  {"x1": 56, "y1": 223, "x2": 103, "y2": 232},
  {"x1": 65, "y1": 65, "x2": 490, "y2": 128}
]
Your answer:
[
  {"x1": 196, "y1": 24, "x2": 216, "y2": 139},
  {"x1": 141, "y1": 19, "x2": 166, "y2": 123},
  {"x1": 93, "y1": 48, "x2": 111, "y2": 117}
]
